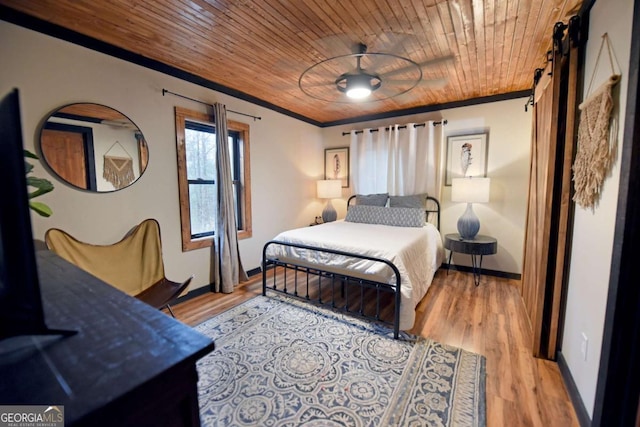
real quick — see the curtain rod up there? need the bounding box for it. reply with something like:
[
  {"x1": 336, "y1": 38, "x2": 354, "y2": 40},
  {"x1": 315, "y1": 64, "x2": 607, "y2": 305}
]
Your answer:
[
  {"x1": 341, "y1": 120, "x2": 447, "y2": 136},
  {"x1": 162, "y1": 89, "x2": 262, "y2": 121}
]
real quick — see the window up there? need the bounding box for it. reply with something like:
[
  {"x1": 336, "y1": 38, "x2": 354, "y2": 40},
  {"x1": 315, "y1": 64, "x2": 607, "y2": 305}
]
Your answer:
[{"x1": 175, "y1": 107, "x2": 252, "y2": 251}]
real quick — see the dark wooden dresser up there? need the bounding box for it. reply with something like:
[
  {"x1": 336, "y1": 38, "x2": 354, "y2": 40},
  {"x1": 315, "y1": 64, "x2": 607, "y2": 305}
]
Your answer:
[{"x1": 0, "y1": 251, "x2": 215, "y2": 426}]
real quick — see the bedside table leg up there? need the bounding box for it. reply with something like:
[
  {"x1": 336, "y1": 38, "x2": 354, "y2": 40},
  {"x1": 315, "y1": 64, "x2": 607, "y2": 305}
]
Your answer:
[
  {"x1": 470, "y1": 254, "x2": 484, "y2": 286},
  {"x1": 447, "y1": 250, "x2": 453, "y2": 275}
]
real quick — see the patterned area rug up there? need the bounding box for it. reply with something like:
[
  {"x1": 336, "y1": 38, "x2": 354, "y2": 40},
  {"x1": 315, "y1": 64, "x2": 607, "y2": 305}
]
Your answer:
[{"x1": 195, "y1": 294, "x2": 486, "y2": 427}]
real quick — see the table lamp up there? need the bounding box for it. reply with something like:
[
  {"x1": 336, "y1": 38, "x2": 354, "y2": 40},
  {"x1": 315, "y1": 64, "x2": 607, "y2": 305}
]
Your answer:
[
  {"x1": 451, "y1": 177, "x2": 490, "y2": 240},
  {"x1": 317, "y1": 179, "x2": 342, "y2": 222}
]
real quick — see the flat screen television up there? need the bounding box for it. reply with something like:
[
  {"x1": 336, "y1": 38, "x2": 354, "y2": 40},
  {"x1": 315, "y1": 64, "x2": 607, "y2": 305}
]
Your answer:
[{"x1": 0, "y1": 88, "x2": 72, "y2": 340}]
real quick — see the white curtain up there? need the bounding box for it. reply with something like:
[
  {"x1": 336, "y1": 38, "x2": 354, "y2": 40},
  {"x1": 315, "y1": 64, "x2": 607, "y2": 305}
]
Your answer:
[
  {"x1": 350, "y1": 121, "x2": 442, "y2": 198},
  {"x1": 350, "y1": 126, "x2": 388, "y2": 194},
  {"x1": 212, "y1": 103, "x2": 248, "y2": 293}
]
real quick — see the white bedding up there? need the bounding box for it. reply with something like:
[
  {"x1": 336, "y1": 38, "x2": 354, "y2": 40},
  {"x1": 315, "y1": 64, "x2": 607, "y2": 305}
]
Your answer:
[{"x1": 265, "y1": 220, "x2": 444, "y2": 330}]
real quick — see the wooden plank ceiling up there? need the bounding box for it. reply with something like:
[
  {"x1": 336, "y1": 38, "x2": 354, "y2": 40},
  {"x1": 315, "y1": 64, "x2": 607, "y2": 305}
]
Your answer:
[{"x1": 0, "y1": 0, "x2": 583, "y2": 125}]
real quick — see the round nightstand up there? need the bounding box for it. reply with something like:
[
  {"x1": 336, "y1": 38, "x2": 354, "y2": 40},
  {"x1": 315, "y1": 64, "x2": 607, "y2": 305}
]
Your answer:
[{"x1": 444, "y1": 233, "x2": 497, "y2": 286}]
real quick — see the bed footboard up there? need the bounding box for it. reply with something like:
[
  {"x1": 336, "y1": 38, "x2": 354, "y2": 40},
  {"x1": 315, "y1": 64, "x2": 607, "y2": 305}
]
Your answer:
[{"x1": 262, "y1": 240, "x2": 402, "y2": 339}]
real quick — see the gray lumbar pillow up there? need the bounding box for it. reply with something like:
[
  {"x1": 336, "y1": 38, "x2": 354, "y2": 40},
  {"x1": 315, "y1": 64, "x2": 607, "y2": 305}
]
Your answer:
[{"x1": 345, "y1": 205, "x2": 425, "y2": 227}]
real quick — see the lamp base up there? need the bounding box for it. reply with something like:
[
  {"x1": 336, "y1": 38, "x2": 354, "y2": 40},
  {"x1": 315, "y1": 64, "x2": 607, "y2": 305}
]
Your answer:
[
  {"x1": 457, "y1": 203, "x2": 480, "y2": 240},
  {"x1": 322, "y1": 200, "x2": 337, "y2": 222}
]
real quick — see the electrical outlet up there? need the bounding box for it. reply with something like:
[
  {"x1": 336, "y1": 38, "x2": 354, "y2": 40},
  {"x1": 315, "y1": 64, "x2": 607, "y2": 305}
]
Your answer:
[{"x1": 580, "y1": 332, "x2": 588, "y2": 361}]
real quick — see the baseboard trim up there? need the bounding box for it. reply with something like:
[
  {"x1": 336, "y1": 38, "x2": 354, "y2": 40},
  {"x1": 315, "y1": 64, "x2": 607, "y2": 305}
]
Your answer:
[
  {"x1": 557, "y1": 351, "x2": 591, "y2": 427},
  {"x1": 246, "y1": 266, "x2": 262, "y2": 277},
  {"x1": 443, "y1": 263, "x2": 521, "y2": 280},
  {"x1": 173, "y1": 267, "x2": 263, "y2": 304},
  {"x1": 172, "y1": 284, "x2": 213, "y2": 304}
]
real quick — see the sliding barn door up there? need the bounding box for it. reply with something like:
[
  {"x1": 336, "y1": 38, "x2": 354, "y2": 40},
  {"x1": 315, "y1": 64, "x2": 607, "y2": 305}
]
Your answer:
[{"x1": 521, "y1": 19, "x2": 581, "y2": 359}]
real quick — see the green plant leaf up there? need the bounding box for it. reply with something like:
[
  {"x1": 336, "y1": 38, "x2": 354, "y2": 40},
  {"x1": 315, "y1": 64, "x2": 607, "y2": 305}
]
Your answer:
[
  {"x1": 29, "y1": 201, "x2": 53, "y2": 217},
  {"x1": 24, "y1": 149, "x2": 38, "y2": 159},
  {"x1": 24, "y1": 150, "x2": 54, "y2": 218},
  {"x1": 26, "y1": 176, "x2": 54, "y2": 198}
]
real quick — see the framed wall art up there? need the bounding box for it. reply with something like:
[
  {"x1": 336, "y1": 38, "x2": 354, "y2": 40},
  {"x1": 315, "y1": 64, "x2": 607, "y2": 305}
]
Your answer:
[
  {"x1": 324, "y1": 147, "x2": 349, "y2": 188},
  {"x1": 445, "y1": 133, "x2": 488, "y2": 185}
]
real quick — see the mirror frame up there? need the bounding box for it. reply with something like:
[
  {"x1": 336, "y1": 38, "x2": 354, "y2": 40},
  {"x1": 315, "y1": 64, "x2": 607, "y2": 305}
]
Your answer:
[{"x1": 39, "y1": 103, "x2": 148, "y2": 192}]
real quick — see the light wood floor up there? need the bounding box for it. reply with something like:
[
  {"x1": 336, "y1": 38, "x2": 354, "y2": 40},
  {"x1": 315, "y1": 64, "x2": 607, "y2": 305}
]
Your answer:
[{"x1": 168, "y1": 268, "x2": 579, "y2": 427}]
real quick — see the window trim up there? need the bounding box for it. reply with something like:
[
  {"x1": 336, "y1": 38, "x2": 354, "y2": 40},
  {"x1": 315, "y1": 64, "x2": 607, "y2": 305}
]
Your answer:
[{"x1": 175, "y1": 107, "x2": 252, "y2": 251}]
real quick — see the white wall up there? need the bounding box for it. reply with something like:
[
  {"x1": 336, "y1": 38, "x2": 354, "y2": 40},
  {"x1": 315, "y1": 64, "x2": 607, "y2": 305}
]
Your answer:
[
  {"x1": 561, "y1": 0, "x2": 634, "y2": 417},
  {"x1": 322, "y1": 97, "x2": 532, "y2": 275},
  {"x1": 0, "y1": 21, "x2": 324, "y2": 291}
]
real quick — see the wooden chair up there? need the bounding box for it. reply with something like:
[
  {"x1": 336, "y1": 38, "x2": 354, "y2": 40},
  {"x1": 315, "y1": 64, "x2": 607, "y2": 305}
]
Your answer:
[{"x1": 45, "y1": 219, "x2": 191, "y2": 317}]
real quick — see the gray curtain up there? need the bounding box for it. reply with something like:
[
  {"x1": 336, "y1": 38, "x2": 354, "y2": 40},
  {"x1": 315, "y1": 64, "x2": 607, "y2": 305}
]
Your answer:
[{"x1": 212, "y1": 103, "x2": 248, "y2": 293}]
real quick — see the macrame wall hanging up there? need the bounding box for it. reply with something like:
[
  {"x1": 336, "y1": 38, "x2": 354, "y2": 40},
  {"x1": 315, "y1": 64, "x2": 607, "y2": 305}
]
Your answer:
[
  {"x1": 572, "y1": 33, "x2": 621, "y2": 209},
  {"x1": 103, "y1": 141, "x2": 135, "y2": 190}
]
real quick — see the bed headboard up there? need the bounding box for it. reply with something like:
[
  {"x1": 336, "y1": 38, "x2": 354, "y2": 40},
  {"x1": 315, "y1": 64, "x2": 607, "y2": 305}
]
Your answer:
[{"x1": 346, "y1": 195, "x2": 441, "y2": 231}]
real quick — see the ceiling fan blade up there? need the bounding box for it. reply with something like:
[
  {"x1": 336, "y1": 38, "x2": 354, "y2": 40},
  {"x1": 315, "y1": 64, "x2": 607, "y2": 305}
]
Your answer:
[
  {"x1": 384, "y1": 78, "x2": 449, "y2": 88},
  {"x1": 361, "y1": 52, "x2": 398, "y2": 74},
  {"x1": 305, "y1": 54, "x2": 360, "y2": 78},
  {"x1": 301, "y1": 81, "x2": 336, "y2": 89},
  {"x1": 380, "y1": 55, "x2": 456, "y2": 79},
  {"x1": 385, "y1": 91, "x2": 421, "y2": 104},
  {"x1": 418, "y1": 54, "x2": 456, "y2": 68},
  {"x1": 365, "y1": 32, "x2": 422, "y2": 69},
  {"x1": 311, "y1": 34, "x2": 359, "y2": 57},
  {"x1": 419, "y1": 78, "x2": 449, "y2": 88},
  {"x1": 366, "y1": 36, "x2": 405, "y2": 63}
]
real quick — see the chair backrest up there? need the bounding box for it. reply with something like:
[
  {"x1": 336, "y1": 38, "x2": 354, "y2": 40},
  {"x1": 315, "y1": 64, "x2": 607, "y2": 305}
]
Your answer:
[{"x1": 45, "y1": 219, "x2": 166, "y2": 296}]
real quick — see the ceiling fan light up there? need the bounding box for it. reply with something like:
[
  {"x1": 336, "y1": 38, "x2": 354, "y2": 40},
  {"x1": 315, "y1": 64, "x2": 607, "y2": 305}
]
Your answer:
[
  {"x1": 346, "y1": 86, "x2": 372, "y2": 99},
  {"x1": 345, "y1": 74, "x2": 373, "y2": 99}
]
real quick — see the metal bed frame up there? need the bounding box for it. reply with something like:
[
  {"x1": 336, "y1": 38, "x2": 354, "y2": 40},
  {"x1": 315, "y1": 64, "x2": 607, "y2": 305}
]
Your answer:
[{"x1": 262, "y1": 196, "x2": 441, "y2": 339}]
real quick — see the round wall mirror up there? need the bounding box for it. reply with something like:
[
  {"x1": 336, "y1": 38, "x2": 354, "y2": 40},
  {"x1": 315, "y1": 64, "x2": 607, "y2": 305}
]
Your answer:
[{"x1": 39, "y1": 103, "x2": 149, "y2": 192}]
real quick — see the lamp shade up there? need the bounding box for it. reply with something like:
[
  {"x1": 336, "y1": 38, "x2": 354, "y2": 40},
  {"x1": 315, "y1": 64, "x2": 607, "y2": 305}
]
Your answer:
[
  {"x1": 317, "y1": 180, "x2": 342, "y2": 199},
  {"x1": 451, "y1": 177, "x2": 490, "y2": 203}
]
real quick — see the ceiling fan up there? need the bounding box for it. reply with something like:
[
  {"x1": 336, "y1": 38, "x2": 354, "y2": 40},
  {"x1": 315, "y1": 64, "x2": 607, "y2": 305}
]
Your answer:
[{"x1": 298, "y1": 41, "x2": 453, "y2": 103}]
